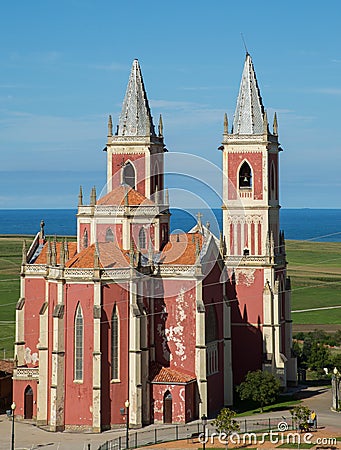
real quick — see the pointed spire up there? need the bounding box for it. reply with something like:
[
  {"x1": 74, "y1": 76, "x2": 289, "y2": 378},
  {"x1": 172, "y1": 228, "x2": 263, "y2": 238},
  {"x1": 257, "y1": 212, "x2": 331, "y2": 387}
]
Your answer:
[
  {"x1": 154, "y1": 185, "x2": 159, "y2": 204},
  {"x1": 108, "y1": 114, "x2": 113, "y2": 137},
  {"x1": 22, "y1": 240, "x2": 27, "y2": 264},
  {"x1": 129, "y1": 238, "x2": 135, "y2": 267},
  {"x1": 39, "y1": 220, "x2": 45, "y2": 242},
  {"x1": 273, "y1": 112, "x2": 278, "y2": 135},
  {"x1": 117, "y1": 59, "x2": 155, "y2": 137},
  {"x1": 94, "y1": 246, "x2": 100, "y2": 269},
  {"x1": 219, "y1": 232, "x2": 225, "y2": 257},
  {"x1": 78, "y1": 186, "x2": 83, "y2": 207},
  {"x1": 165, "y1": 188, "x2": 169, "y2": 206},
  {"x1": 232, "y1": 53, "x2": 265, "y2": 135},
  {"x1": 47, "y1": 240, "x2": 52, "y2": 265},
  {"x1": 90, "y1": 186, "x2": 97, "y2": 206},
  {"x1": 158, "y1": 114, "x2": 163, "y2": 137},
  {"x1": 263, "y1": 110, "x2": 269, "y2": 134},
  {"x1": 60, "y1": 241, "x2": 65, "y2": 267},
  {"x1": 64, "y1": 238, "x2": 69, "y2": 261},
  {"x1": 51, "y1": 238, "x2": 57, "y2": 266},
  {"x1": 223, "y1": 113, "x2": 228, "y2": 135},
  {"x1": 148, "y1": 240, "x2": 154, "y2": 268}
]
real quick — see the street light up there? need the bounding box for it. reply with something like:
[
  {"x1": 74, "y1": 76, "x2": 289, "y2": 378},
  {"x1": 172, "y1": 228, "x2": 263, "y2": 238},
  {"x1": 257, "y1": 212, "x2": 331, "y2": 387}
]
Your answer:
[
  {"x1": 201, "y1": 414, "x2": 207, "y2": 450},
  {"x1": 333, "y1": 367, "x2": 340, "y2": 411},
  {"x1": 125, "y1": 400, "x2": 130, "y2": 449},
  {"x1": 11, "y1": 402, "x2": 16, "y2": 450}
]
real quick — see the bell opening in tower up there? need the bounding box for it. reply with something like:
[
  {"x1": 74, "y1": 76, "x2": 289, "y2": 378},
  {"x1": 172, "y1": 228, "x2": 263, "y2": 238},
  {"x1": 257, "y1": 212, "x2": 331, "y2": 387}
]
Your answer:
[{"x1": 239, "y1": 161, "x2": 252, "y2": 189}]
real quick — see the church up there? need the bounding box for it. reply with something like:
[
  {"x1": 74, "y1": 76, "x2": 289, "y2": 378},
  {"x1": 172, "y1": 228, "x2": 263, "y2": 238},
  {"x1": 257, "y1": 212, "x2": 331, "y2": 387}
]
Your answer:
[{"x1": 12, "y1": 55, "x2": 297, "y2": 431}]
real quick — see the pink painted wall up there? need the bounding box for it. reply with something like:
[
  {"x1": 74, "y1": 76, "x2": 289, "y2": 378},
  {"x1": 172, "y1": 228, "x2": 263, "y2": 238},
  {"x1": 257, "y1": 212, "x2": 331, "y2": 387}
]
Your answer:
[
  {"x1": 228, "y1": 153, "x2": 263, "y2": 200},
  {"x1": 154, "y1": 280, "x2": 196, "y2": 375},
  {"x1": 12, "y1": 380, "x2": 37, "y2": 419},
  {"x1": 152, "y1": 383, "x2": 193, "y2": 423},
  {"x1": 111, "y1": 153, "x2": 146, "y2": 196},
  {"x1": 64, "y1": 284, "x2": 94, "y2": 426},
  {"x1": 228, "y1": 268, "x2": 264, "y2": 384},
  {"x1": 101, "y1": 282, "x2": 129, "y2": 426},
  {"x1": 24, "y1": 278, "x2": 45, "y2": 367}
]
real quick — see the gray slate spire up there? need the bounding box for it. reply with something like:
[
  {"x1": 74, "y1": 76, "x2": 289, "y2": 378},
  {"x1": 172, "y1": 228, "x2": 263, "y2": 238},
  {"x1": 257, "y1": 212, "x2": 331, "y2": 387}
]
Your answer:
[
  {"x1": 232, "y1": 53, "x2": 265, "y2": 135},
  {"x1": 118, "y1": 59, "x2": 155, "y2": 137}
]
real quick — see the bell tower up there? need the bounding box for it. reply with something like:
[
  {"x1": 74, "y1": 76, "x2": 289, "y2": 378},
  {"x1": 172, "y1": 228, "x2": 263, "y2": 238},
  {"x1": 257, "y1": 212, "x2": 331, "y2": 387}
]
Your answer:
[
  {"x1": 221, "y1": 53, "x2": 297, "y2": 387},
  {"x1": 106, "y1": 59, "x2": 166, "y2": 202},
  {"x1": 221, "y1": 53, "x2": 280, "y2": 256}
]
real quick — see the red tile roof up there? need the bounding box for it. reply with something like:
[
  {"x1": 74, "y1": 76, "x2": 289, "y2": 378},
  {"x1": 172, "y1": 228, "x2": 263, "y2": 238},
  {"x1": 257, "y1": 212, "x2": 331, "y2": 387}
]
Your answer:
[
  {"x1": 0, "y1": 360, "x2": 14, "y2": 375},
  {"x1": 35, "y1": 242, "x2": 78, "y2": 265},
  {"x1": 150, "y1": 362, "x2": 196, "y2": 384},
  {"x1": 160, "y1": 233, "x2": 203, "y2": 265},
  {"x1": 97, "y1": 185, "x2": 154, "y2": 206},
  {"x1": 66, "y1": 242, "x2": 130, "y2": 269}
]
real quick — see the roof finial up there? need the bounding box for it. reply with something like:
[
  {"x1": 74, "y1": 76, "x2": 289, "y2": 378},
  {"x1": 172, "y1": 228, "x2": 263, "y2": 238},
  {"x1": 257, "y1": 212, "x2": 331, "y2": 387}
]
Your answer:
[
  {"x1": 273, "y1": 112, "x2": 278, "y2": 136},
  {"x1": 165, "y1": 188, "x2": 169, "y2": 206},
  {"x1": 78, "y1": 186, "x2": 83, "y2": 206},
  {"x1": 90, "y1": 186, "x2": 97, "y2": 206},
  {"x1": 108, "y1": 115, "x2": 113, "y2": 137},
  {"x1": 158, "y1": 114, "x2": 163, "y2": 137},
  {"x1": 241, "y1": 32, "x2": 249, "y2": 55},
  {"x1": 22, "y1": 240, "x2": 27, "y2": 264},
  {"x1": 263, "y1": 110, "x2": 269, "y2": 134},
  {"x1": 224, "y1": 113, "x2": 228, "y2": 135}
]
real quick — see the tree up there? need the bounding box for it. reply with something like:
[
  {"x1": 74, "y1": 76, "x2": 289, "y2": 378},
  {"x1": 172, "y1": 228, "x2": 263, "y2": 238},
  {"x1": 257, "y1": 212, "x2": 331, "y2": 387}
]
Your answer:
[
  {"x1": 237, "y1": 370, "x2": 280, "y2": 412},
  {"x1": 213, "y1": 408, "x2": 240, "y2": 448},
  {"x1": 307, "y1": 340, "x2": 332, "y2": 373},
  {"x1": 290, "y1": 405, "x2": 311, "y2": 432}
]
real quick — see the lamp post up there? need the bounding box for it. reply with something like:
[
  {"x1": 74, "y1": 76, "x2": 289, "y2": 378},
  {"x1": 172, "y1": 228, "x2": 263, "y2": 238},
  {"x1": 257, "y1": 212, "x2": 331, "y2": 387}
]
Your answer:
[
  {"x1": 11, "y1": 402, "x2": 16, "y2": 450},
  {"x1": 201, "y1": 414, "x2": 207, "y2": 450},
  {"x1": 125, "y1": 400, "x2": 130, "y2": 449},
  {"x1": 333, "y1": 367, "x2": 340, "y2": 411}
]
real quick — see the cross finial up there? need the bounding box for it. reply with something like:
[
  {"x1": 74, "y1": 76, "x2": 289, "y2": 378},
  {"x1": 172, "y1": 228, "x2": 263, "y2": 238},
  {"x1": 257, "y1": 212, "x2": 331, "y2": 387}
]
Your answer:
[{"x1": 196, "y1": 212, "x2": 203, "y2": 227}]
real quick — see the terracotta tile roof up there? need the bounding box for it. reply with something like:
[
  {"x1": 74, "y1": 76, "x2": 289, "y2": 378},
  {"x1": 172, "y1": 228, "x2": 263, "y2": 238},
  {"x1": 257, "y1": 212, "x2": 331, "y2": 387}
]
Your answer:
[
  {"x1": 160, "y1": 233, "x2": 203, "y2": 265},
  {"x1": 0, "y1": 360, "x2": 14, "y2": 375},
  {"x1": 66, "y1": 242, "x2": 130, "y2": 269},
  {"x1": 150, "y1": 362, "x2": 196, "y2": 384},
  {"x1": 97, "y1": 185, "x2": 154, "y2": 206},
  {"x1": 35, "y1": 242, "x2": 78, "y2": 265}
]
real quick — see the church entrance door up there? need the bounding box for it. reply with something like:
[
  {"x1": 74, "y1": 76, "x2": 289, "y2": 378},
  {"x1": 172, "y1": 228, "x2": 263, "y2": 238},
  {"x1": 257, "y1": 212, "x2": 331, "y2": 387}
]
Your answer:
[
  {"x1": 163, "y1": 391, "x2": 172, "y2": 423},
  {"x1": 24, "y1": 386, "x2": 33, "y2": 419}
]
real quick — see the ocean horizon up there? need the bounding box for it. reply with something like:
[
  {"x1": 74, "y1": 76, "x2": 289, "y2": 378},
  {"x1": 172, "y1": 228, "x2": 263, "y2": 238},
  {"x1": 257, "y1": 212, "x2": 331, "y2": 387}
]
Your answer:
[{"x1": 0, "y1": 208, "x2": 340, "y2": 243}]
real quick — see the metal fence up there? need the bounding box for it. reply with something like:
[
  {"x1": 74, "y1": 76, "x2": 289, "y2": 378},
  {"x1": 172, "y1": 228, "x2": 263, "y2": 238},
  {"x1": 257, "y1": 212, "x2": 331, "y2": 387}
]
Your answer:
[{"x1": 97, "y1": 416, "x2": 294, "y2": 450}]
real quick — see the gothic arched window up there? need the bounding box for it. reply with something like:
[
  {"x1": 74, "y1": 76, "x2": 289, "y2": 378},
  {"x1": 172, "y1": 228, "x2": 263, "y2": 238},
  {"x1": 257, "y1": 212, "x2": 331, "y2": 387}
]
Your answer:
[
  {"x1": 270, "y1": 162, "x2": 276, "y2": 199},
  {"x1": 83, "y1": 229, "x2": 88, "y2": 249},
  {"x1": 106, "y1": 228, "x2": 114, "y2": 242},
  {"x1": 239, "y1": 161, "x2": 252, "y2": 188},
  {"x1": 139, "y1": 227, "x2": 146, "y2": 249},
  {"x1": 74, "y1": 303, "x2": 84, "y2": 381},
  {"x1": 111, "y1": 305, "x2": 119, "y2": 380},
  {"x1": 123, "y1": 162, "x2": 136, "y2": 189},
  {"x1": 205, "y1": 304, "x2": 218, "y2": 343}
]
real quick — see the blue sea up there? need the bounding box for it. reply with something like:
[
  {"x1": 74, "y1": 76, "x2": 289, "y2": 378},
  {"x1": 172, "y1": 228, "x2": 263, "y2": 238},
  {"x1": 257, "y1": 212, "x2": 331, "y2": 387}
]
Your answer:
[{"x1": 0, "y1": 208, "x2": 340, "y2": 242}]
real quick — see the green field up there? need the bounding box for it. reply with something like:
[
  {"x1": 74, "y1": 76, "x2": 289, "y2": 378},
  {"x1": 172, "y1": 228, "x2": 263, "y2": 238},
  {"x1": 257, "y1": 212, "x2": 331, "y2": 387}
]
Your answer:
[
  {"x1": 0, "y1": 237, "x2": 340, "y2": 358},
  {"x1": 286, "y1": 240, "x2": 341, "y2": 326}
]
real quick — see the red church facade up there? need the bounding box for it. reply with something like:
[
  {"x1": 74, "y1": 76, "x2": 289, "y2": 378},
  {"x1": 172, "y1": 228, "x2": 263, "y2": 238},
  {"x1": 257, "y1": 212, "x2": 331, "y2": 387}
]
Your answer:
[{"x1": 13, "y1": 56, "x2": 296, "y2": 431}]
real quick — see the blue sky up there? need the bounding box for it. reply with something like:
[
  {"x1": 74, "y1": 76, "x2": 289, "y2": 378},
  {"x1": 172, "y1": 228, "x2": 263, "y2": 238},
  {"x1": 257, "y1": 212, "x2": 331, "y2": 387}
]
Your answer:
[{"x1": 1, "y1": 0, "x2": 340, "y2": 209}]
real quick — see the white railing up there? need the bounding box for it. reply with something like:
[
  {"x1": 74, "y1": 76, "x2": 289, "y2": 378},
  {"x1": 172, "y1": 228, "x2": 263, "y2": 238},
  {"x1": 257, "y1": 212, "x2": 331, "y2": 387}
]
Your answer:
[
  {"x1": 14, "y1": 367, "x2": 39, "y2": 380},
  {"x1": 25, "y1": 265, "x2": 47, "y2": 275}
]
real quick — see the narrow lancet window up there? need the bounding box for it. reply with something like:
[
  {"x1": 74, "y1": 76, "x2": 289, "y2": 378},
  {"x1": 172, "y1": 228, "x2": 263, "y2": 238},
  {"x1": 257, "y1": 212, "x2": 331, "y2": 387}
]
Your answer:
[
  {"x1": 239, "y1": 161, "x2": 252, "y2": 188},
  {"x1": 83, "y1": 229, "x2": 88, "y2": 248},
  {"x1": 111, "y1": 305, "x2": 119, "y2": 380},
  {"x1": 106, "y1": 228, "x2": 114, "y2": 243},
  {"x1": 74, "y1": 303, "x2": 84, "y2": 381},
  {"x1": 139, "y1": 227, "x2": 146, "y2": 249},
  {"x1": 123, "y1": 162, "x2": 135, "y2": 188}
]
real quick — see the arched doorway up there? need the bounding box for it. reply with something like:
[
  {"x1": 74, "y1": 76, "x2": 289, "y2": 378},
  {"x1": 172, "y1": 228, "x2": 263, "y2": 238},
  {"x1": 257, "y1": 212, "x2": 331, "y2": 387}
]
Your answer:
[
  {"x1": 24, "y1": 385, "x2": 33, "y2": 419},
  {"x1": 163, "y1": 391, "x2": 172, "y2": 424}
]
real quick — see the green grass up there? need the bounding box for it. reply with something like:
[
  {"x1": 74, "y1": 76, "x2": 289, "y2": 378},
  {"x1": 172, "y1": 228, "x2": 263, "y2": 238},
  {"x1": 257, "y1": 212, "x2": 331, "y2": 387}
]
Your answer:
[
  {"x1": 234, "y1": 394, "x2": 300, "y2": 417},
  {"x1": 286, "y1": 240, "x2": 341, "y2": 325}
]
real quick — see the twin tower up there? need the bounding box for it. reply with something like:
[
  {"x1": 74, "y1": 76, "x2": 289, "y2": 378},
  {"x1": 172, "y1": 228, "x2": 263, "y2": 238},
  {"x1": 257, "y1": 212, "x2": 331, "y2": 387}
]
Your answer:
[{"x1": 13, "y1": 55, "x2": 296, "y2": 431}]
